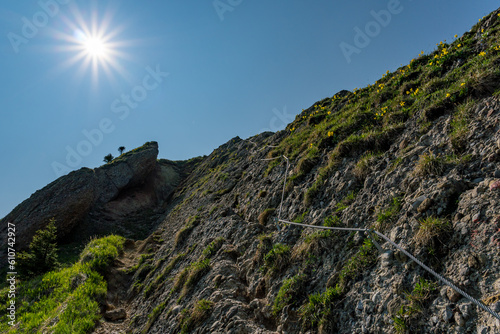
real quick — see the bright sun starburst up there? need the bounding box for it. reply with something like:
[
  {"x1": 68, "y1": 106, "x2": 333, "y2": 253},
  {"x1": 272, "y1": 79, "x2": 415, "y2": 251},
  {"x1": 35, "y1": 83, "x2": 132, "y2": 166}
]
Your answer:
[{"x1": 52, "y1": 5, "x2": 131, "y2": 86}]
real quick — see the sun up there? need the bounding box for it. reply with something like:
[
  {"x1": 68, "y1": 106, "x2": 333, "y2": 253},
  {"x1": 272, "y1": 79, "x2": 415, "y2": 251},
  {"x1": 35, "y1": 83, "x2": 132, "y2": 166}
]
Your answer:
[
  {"x1": 52, "y1": 6, "x2": 131, "y2": 86},
  {"x1": 83, "y1": 36, "x2": 108, "y2": 58}
]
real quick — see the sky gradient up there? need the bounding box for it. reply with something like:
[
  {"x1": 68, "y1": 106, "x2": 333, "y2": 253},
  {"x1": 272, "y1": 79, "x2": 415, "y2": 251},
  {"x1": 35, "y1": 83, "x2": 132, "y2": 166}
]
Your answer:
[{"x1": 1, "y1": 0, "x2": 498, "y2": 218}]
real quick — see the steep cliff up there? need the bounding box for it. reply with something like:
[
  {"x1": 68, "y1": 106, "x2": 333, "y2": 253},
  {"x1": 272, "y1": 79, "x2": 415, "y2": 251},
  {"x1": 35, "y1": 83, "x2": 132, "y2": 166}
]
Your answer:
[{"x1": 0, "y1": 142, "x2": 202, "y2": 261}]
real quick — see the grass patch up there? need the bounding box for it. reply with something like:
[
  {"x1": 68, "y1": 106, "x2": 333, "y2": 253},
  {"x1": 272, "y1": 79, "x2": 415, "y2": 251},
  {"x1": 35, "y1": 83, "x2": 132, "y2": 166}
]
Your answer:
[
  {"x1": 388, "y1": 156, "x2": 404, "y2": 173},
  {"x1": 445, "y1": 153, "x2": 473, "y2": 165},
  {"x1": 413, "y1": 151, "x2": 445, "y2": 176},
  {"x1": 336, "y1": 238, "x2": 376, "y2": 289},
  {"x1": 262, "y1": 243, "x2": 291, "y2": 276},
  {"x1": 0, "y1": 235, "x2": 124, "y2": 334},
  {"x1": 175, "y1": 216, "x2": 200, "y2": 247},
  {"x1": 273, "y1": 273, "x2": 307, "y2": 316},
  {"x1": 253, "y1": 234, "x2": 273, "y2": 265},
  {"x1": 202, "y1": 237, "x2": 225, "y2": 259},
  {"x1": 144, "y1": 252, "x2": 186, "y2": 298},
  {"x1": 292, "y1": 216, "x2": 341, "y2": 260},
  {"x1": 374, "y1": 197, "x2": 402, "y2": 230},
  {"x1": 286, "y1": 147, "x2": 320, "y2": 190},
  {"x1": 392, "y1": 278, "x2": 438, "y2": 333},
  {"x1": 180, "y1": 259, "x2": 211, "y2": 298},
  {"x1": 353, "y1": 152, "x2": 382, "y2": 179},
  {"x1": 293, "y1": 210, "x2": 309, "y2": 223},
  {"x1": 179, "y1": 299, "x2": 213, "y2": 334},
  {"x1": 335, "y1": 191, "x2": 357, "y2": 212},
  {"x1": 142, "y1": 301, "x2": 167, "y2": 334},
  {"x1": 449, "y1": 100, "x2": 474, "y2": 152},
  {"x1": 299, "y1": 238, "x2": 376, "y2": 331},
  {"x1": 209, "y1": 205, "x2": 220, "y2": 215},
  {"x1": 414, "y1": 216, "x2": 451, "y2": 246},
  {"x1": 299, "y1": 285, "x2": 343, "y2": 330}
]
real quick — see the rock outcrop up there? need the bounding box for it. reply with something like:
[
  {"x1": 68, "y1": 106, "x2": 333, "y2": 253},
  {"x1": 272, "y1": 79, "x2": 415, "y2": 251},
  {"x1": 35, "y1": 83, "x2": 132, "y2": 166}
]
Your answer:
[{"x1": 0, "y1": 142, "x2": 197, "y2": 260}]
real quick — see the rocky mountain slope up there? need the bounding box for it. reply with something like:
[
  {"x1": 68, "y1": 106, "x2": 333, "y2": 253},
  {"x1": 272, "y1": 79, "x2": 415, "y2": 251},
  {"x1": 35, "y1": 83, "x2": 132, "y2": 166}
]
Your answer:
[{"x1": 3, "y1": 7, "x2": 500, "y2": 334}]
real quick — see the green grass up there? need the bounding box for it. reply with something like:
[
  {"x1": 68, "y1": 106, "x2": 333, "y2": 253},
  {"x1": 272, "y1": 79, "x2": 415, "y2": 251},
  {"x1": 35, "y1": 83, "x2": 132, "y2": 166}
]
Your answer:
[
  {"x1": 202, "y1": 237, "x2": 225, "y2": 259},
  {"x1": 179, "y1": 259, "x2": 211, "y2": 298},
  {"x1": 179, "y1": 299, "x2": 213, "y2": 334},
  {"x1": 413, "y1": 151, "x2": 445, "y2": 176},
  {"x1": 142, "y1": 301, "x2": 167, "y2": 334},
  {"x1": 127, "y1": 253, "x2": 154, "y2": 274},
  {"x1": 335, "y1": 191, "x2": 357, "y2": 212},
  {"x1": 353, "y1": 151, "x2": 382, "y2": 179},
  {"x1": 337, "y1": 239, "x2": 376, "y2": 288},
  {"x1": 299, "y1": 285, "x2": 343, "y2": 330},
  {"x1": 209, "y1": 205, "x2": 220, "y2": 215},
  {"x1": 414, "y1": 216, "x2": 451, "y2": 246},
  {"x1": 262, "y1": 243, "x2": 291, "y2": 276},
  {"x1": 253, "y1": 234, "x2": 273, "y2": 265},
  {"x1": 292, "y1": 216, "x2": 341, "y2": 260},
  {"x1": 445, "y1": 153, "x2": 473, "y2": 165},
  {"x1": 449, "y1": 99, "x2": 474, "y2": 152},
  {"x1": 392, "y1": 278, "x2": 438, "y2": 333},
  {"x1": 286, "y1": 146, "x2": 320, "y2": 189},
  {"x1": 388, "y1": 156, "x2": 404, "y2": 173},
  {"x1": 299, "y1": 238, "x2": 376, "y2": 330},
  {"x1": 273, "y1": 273, "x2": 306, "y2": 316},
  {"x1": 0, "y1": 235, "x2": 124, "y2": 334},
  {"x1": 374, "y1": 197, "x2": 402, "y2": 230},
  {"x1": 293, "y1": 210, "x2": 309, "y2": 223},
  {"x1": 144, "y1": 252, "x2": 186, "y2": 298},
  {"x1": 175, "y1": 216, "x2": 200, "y2": 247},
  {"x1": 264, "y1": 11, "x2": 500, "y2": 212}
]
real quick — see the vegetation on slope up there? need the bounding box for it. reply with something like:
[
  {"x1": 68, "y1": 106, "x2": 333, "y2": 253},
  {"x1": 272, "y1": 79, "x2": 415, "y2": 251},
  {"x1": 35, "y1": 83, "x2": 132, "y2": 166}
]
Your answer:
[
  {"x1": 266, "y1": 12, "x2": 500, "y2": 208},
  {"x1": 0, "y1": 235, "x2": 125, "y2": 334}
]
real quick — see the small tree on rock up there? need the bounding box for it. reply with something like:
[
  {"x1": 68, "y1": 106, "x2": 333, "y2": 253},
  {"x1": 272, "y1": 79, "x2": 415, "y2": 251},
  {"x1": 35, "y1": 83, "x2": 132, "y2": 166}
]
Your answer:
[
  {"x1": 118, "y1": 146, "x2": 126, "y2": 155},
  {"x1": 103, "y1": 154, "x2": 114, "y2": 163},
  {"x1": 18, "y1": 218, "x2": 59, "y2": 277}
]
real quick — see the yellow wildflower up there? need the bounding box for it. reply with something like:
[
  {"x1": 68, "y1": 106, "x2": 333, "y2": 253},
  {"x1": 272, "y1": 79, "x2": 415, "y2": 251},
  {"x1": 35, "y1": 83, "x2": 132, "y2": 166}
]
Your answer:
[
  {"x1": 479, "y1": 51, "x2": 486, "y2": 57},
  {"x1": 400, "y1": 101, "x2": 405, "y2": 107},
  {"x1": 446, "y1": 93, "x2": 450, "y2": 98}
]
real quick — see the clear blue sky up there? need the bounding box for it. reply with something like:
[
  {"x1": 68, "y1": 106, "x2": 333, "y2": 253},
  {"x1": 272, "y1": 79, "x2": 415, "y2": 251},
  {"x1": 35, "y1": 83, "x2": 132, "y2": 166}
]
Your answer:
[{"x1": 1, "y1": 0, "x2": 498, "y2": 218}]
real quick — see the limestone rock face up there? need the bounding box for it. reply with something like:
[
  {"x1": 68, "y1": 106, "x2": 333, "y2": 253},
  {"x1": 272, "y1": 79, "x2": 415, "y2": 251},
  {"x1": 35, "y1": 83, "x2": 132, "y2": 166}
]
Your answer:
[
  {"x1": 0, "y1": 142, "x2": 165, "y2": 260},
  {"x1": 1, "y1": 168, "x2": 96, "y2": 256}
]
